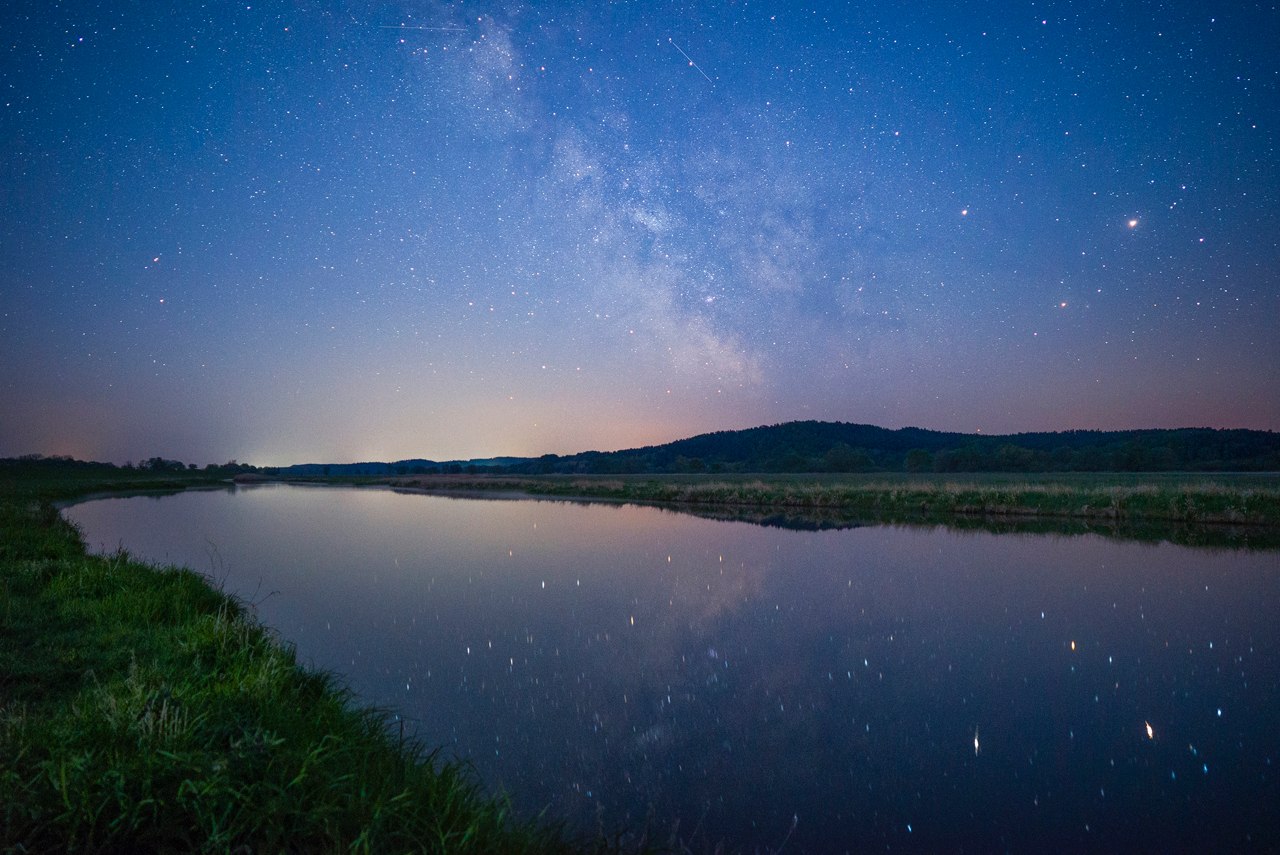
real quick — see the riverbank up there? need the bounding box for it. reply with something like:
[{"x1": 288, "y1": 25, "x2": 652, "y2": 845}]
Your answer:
[
  {"x1": 375, "y1": 471, "x2": 1280, "y2": 526},
  {"x1": 0, "y1": 467, "x2": 587, "y2": 852}
]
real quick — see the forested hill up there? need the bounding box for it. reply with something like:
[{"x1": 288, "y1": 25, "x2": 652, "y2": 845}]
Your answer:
[{"x1": 499, "y1": 421, "x2": 1280, "y2": 475}]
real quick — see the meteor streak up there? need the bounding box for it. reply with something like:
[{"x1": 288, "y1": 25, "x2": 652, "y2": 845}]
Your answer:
[{"x1": 668, "y1": 38, "x2": 714, "y2": 83}]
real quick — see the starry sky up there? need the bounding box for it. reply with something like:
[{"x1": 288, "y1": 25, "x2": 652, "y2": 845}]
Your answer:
[{"x1": 3, "y1": 1, "x2": 1277, "y2": 466}]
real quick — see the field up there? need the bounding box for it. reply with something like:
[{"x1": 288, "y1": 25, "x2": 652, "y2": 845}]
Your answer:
[{"x1": 0, "y1": 464, "x2": 595, "y2": 853}]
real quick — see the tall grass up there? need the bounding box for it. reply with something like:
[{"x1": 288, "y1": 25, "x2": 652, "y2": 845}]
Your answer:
[
  {"x1": 1, "y1": 468, "x2": 595, "y2": 852},
  {"x1": 386, "y1": 471, "x2": 1280, "y2": 528},
  {"x1": 372, "y1": 472, "x2": 1280, "y2": 550}
]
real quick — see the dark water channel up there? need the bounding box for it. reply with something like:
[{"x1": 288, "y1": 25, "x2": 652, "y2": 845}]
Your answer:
[{"x1": 64, "y1": 484, "x2": 1280, "y2": 852}]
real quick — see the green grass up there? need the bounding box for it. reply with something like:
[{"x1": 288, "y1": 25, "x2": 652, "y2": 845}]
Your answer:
[
  {"x1": 377, "y1": 471, "x2": 1280, "y2": 523},
  {"x1": 369, "y1": 471, "x2": 1280, "y2": 549},
  {"x1": 0, "y1": 466, "x2": 602, "y2": 853}
]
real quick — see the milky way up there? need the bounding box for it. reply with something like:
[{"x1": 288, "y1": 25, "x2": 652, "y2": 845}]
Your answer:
[{"x1": 2, "y1": 2, "x2": 1276, "y2": 464}]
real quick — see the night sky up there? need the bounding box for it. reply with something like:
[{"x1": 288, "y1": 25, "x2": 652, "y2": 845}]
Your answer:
[{"x1": 3, "y1": 2, "x2": 1277, "y2": 466}]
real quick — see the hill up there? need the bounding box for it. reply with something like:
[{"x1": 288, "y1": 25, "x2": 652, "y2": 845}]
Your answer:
[
  {"x1": 253, "y1": 422, "x2": 1280, "y2": 476},
  {"x1": 496, "y1": 421, "x2": 1280, "y2": 474}
]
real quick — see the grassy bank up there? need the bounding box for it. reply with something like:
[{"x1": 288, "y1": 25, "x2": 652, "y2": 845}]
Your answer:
[
  {"x1": 0, "y1": 466, "x2": 586, "y2": 853},
  {"x1": 246, "y1": 469, "x2": 1280, "y2": 551},
  {"x1": 378, "y1": 471, "x2": 1280, "y2": 524}
]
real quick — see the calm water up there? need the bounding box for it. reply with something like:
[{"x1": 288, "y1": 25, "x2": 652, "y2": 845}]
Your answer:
[{"x1": 65, "y1": 484, "x2": 1280, "y2": 852}]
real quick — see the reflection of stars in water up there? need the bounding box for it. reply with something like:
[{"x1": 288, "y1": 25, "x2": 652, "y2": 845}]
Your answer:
[{"x1": 973, "y1": 726, "x2": 980, "y2": 755}]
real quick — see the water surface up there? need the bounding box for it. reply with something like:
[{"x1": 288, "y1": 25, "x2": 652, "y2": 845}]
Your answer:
[{"x1": 65, "y1": 484, "x2": 1280, "y2": 851}]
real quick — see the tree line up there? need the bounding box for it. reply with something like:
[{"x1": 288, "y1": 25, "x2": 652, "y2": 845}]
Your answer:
[
  {"x1": 2, "y1": 454, "x2": 260, "y2": 476},
  {"x1": 10, "y1": 422, "x2": 1278, "y2": 478}
]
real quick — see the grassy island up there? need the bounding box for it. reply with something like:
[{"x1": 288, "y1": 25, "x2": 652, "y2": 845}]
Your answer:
[{"x1": 0, "y1": 463, "x2": 589, "y2": 853}]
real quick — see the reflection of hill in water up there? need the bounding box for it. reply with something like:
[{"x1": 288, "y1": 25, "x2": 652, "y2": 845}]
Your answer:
[{"x1": 642, "y1": 500, "x2": 1280, "y2": 551}]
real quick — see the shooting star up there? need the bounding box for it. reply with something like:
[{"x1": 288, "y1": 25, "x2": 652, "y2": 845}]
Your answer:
[{"x1": 668, "y1": 38, "x2": 714, "y2": 84}]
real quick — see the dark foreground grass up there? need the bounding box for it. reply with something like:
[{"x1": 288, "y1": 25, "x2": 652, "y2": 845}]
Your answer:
[{"x1": 0, "y1": 468, "x2": 593, "y2": 853}]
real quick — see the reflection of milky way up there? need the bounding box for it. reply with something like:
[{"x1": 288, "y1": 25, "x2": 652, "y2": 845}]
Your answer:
[
  {"x1": 3, "y1": 2, "x2": 1277, "y2": 463},
  {"x1": 65, "y1": 487, "x2": 1280, "y2": 851}
]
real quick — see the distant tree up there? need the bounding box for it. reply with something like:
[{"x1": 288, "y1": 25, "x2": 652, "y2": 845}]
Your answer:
[
  {"x1": 905, "y1": 449, "x2": 933, "y2": 472},
  {"x1": 994, "y1": 444, "x2": 1036, "y2": 471},
  {"x1": 588, "y1": 455, "x2": 619, "y2": 474},
  {"x1": 1148, "y1": 447, "x2": 1177, "y2": 470},
  {"x1": 675, "y1": 456, "x2": 706, "y2": 473},
  {"x1": 824, "y1": 443, "x2": 872, "y2": 472},
  {"x1": 778, "y1": 452, "x2": 809, "y2": 472},
  {"x1": 1049, "y1": 446, "x2": 1075, "y2": 471},
  {"x1": 933, "y1": 444, "x2": 990, "y2": 472},
  {"x1": 1116, "y1": 441, "x2": 1148, "y2": 471},
  {"x1": 533, "y1": 454, "x2": 560, "y2": 475}
]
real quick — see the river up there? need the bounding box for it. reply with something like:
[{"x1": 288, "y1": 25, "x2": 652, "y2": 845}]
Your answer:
[{"x1": 63, "y1": 483, "x2": 1280, "y2": 851}]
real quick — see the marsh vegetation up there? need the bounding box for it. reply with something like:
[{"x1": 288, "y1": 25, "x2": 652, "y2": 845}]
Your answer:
[{"x1": 371, "y1": 471, "x2": 1280, "y2": 547}]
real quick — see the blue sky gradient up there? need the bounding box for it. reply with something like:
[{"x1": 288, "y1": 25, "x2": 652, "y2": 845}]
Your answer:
[{"x1": 3, "y1": 1, "x2": 1277, "y2": 464}]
